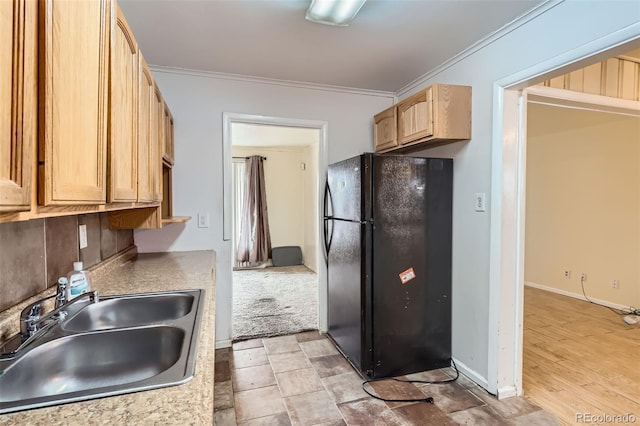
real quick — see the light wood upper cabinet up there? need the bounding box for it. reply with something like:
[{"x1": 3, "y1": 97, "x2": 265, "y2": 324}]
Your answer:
[
  {"x1": 135, "y1": 68, "x2": 163, "y2": 205},
  {"x1": 0, "y1": 0, "x2": 36, "y2": 212},
  {"x1": 397, "y1": 87, "x2": 433, "y2": 145},
  {"x1": 618, "y1": 59, "x2": 639, "y2": 101},
  {"x1": 0, "y1": 0, "x2": 182, "y2": 225},
  {"x1": 163, "y1": 104, "x2": 174, "y2": 165},
  {"x1": 604, "y1": 57, "x2": 639, "y2": 100},
  {"x1": 137, "y1": 54, "x2": 155, "y2": 202},
  {"x1": 374, "y1": 84, "x2": 471, "y2": 153},
  {"x1": 152, "y1": 85, "x2": 163, "y2": 202},
  {"x1": 566, "y1": 63, "x2": 603, "y2": 95},
  {"x1": 39, "y1": 0, "x2": 110, "y2": 205},
  {"x1": 108, "y1": 2, "x2": 137, "y2": 202},
  {"x1": 603, "y1": 58, "x2": 620, "y2": 98},
  {"x1": 540, "y1": 56, "x2": 640, "y2": 101},
  {"x1": 373, "y1": 106, "x2": 397, "y2": 152}
]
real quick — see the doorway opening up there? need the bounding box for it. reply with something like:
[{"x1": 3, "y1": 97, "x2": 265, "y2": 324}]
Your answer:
[
  {"x1": 492, "y1": 37, "x2": 640, "y2": 421},
  {"x1": 223, "y1": 115, "x2": 329, "y2": 342},
  {"x1": 523, "y1": 87, "x2": 640, "y2": 421}
]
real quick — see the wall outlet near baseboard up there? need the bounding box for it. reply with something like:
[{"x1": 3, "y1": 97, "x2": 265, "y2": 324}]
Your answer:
[
  {"x1": 580, "y1": 272, "x2": 587, "y2": 281},
  {"x1": 611, "y1": 279, "x2": 619, "y2": 289},
  {"x1": 563, "y1": 270, "x2": 571, "y2": 279}
]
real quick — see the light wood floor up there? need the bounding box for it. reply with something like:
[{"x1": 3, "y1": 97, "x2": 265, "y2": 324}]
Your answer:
[{"x1": 523, "y1": 286, "x2": 640, "y2": 425}]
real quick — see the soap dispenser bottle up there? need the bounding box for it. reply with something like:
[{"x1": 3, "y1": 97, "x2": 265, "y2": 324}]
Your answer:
[{"x1": 67, "y1": 261, "x2": 92, "y2": 300}]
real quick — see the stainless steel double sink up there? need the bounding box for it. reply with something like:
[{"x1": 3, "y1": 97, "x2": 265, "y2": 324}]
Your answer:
[{"x1": 0, "y1": 289, "x2": 205, "y2": 414}]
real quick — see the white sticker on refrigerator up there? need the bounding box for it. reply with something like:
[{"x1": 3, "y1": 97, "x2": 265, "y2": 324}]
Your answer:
[{"x1": 399, "y1": 267, "x2": 416, "y2": 284}]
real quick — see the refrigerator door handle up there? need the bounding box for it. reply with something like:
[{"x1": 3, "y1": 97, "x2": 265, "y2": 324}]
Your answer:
[
  {"x1": 323, "y1": 218, "x2": 334, "y2": 263},
  {"x1": 323, "y1": 179, "x2": 334, "y2": 219},
  {"x1": 323, "y1": 218, "x2": 328, "y2": 260},
  {"x1": 323, "y1": 180, "x2": 334, "y2": 262}
]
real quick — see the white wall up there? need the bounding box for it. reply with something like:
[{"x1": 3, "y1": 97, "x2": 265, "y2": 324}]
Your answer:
[
  {"x1": 134, "y1": 74, "x2": 393, "y2": 346},
  {"x1": 525, "y1": 104, "x2": 640, "y2": 307},
  {"x1": 231, "y1": 145, "x2": 308, "y2": 263},
  {"x1": 402, "y1": 1, "x2": 640, "y2": 390}
]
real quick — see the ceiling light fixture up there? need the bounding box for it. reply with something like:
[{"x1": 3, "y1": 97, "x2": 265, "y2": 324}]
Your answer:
[{"x1": 305, "y1": 0, "x2": 367, "y2": 27}]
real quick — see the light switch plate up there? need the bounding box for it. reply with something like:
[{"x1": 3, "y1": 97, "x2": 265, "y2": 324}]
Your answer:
[
  {"x1": 79, "y1": 224, "x2": 88, "y2": 249},
  {"x1": 198, "y1": 212, "x2": 210, "y2": 228}
]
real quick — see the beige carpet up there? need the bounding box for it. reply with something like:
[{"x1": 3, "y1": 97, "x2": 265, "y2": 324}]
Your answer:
[{"x1": 232, "y1": 265, "x2": 318, "y2": 341}]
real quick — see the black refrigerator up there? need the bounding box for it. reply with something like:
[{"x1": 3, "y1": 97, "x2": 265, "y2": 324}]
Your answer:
[{"x1": 324, "y1": 153, "x2": 452, "y2": 379}]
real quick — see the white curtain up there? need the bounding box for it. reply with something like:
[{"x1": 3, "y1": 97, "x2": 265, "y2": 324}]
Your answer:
[{"x1": 232, "y1": 159, "x2": 246, "y2": 268}]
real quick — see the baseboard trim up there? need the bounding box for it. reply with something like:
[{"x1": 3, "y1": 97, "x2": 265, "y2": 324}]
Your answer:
[
  {"x1": 497, "y1": 385, "x2": 518, "y2": 399},
  {"x1": 452, "y1": 357, "x2": 489, "y2": 390},
  {"x1": 215, "y1": 339, "x2": 232, "y2": 349},
  {"x1": 524, "y1": 281, "x2": 630, "y2": 311}
]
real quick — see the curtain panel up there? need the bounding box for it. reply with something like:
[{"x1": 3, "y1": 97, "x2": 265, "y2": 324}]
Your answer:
[{"x1": 236, "y1": 156, "x2": 272, "y2": 263}]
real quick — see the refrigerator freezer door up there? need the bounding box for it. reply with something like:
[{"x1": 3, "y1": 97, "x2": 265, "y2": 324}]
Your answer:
[
  {"x1": 327, "y1": 156, "x2": 362, "y2": 222},
  {"x1": 370, "y1": 156, "x2": 452, "y2": 378},
  {"x1": 327, "y1": 219, "x2": 364, "y2": 371}
]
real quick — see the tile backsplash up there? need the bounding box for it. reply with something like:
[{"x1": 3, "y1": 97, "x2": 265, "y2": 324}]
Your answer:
[{"x1": 0, "y1": 213, "x2": 134, "y2": 312}]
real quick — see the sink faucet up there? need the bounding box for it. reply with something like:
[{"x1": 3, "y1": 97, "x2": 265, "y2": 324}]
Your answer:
[
  {"x1": 1, "y1": 291, "x2": 99, "y2": 360},
  {"x1": 19, "y1": 290, "x2": 100, "y2": 341},
  {"x1": 20, "y1": 278, "x2": 69, "y2": 339}
]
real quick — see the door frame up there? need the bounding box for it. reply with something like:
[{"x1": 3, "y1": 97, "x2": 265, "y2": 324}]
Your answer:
[
  {"x1": 222, "y1": 112, "x2": 330, "y2": 334},
  {"x1": 488, "y1": 28, "x2": 639, "y2": 398}
]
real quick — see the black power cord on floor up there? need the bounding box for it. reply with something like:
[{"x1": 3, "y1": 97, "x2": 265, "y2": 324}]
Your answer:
[
  {"x1": 579, "y1": 275, "x2": 640, "y2": 316},
  {"x1": 361, "y1": 358, "x2": 459, "y2": 404}
]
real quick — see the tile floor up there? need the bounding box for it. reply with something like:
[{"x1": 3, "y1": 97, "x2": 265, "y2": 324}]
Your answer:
[{"x1": 214, "y1": 331, "x2": 559, "y2": 425}]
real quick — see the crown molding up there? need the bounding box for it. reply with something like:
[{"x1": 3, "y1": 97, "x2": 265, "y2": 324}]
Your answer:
[
  {"x1": 396, "y1": 0, "x2": 562, "y2": 98},
  {"x1": 148, "y1": 65, "x2": 395, "y2": 99}
]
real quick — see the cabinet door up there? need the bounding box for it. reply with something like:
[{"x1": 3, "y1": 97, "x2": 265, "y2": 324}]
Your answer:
[
  {"x1": 548, "y1": 75, "x2": 565, "y2": 89},
  {"x1": 373, "y1": 106, "x2": 397, "y2": 152},
  {"x1": 0, "y1": 0, "x2": 35, "y2": 212},
  {"x1": 566, "y1": 69, "x2": 584, "y2": 92},
  {"x1": 137, "y1": 54, "x2": 154, "y2": 202},
  {"x1": 397, "y1": 88, "x2": 433, "y2": 145},
  {"x1": 40, "y1": 0, "x2": 110, "y2": 205},
  {"x1": 108, "y1": 2, "x2": 137, "y2": 202},
  {"x1": 603, "y1": 58, "x2": 620, "y2": 98},
  {"x1": 619, "y1": 59, "x2": 639, "y2": 101},
  {"x1": 152, "y1": 86, "x2": 163, "y2": 202},
  {"x1": 163, "y1": 104, "x2": 174, "y2": 165},
  {"x1": 582, "y1": 62, "x2": 602, "y2": 95},
  {"x1": 168, "y1": 110, "x2": 175, "y2": 164}
]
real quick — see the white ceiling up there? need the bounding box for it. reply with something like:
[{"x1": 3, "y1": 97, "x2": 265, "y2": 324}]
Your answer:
[
  {"x1": 119, "y1": 0, "x2": 544, "y2": 92},
  {"x1": 231, "y1": 123, "x2": 320, "y2": 147}
]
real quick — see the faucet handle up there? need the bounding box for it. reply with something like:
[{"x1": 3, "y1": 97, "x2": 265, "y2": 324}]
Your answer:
[
  {"x1": 56, "y1": 277, "x2": 68, "y2": 308},
  {"x1": 19, "y1": 291, "x2": 56, "y2": 338},
  {"x1": 20, "y1": 303, "x2": 42, "y2": 338}
]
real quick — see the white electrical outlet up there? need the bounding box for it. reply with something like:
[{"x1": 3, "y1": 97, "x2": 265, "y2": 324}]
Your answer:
[
  {"x1": 79, "y1": 224, "x2": 88, "y2": 249},
  {"x1": 474, "y1": 193, "x2": 486, "y2": 212},
  {"x1": 611, "y1": 279, "x2": 619, "y2": 289},
  {"x1": 198, "y1": 212, "x2": 210, "y2": 228},
  {"x1": 580, "y1": 272, "x2": 587, "y2": 281},
  {"x1": 563, "y1": 270, "x2": 571, "y2": 279}
]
